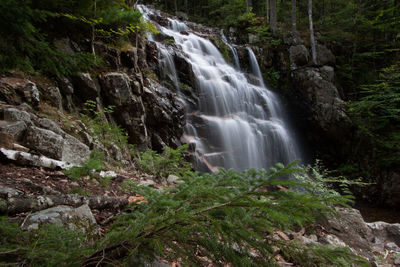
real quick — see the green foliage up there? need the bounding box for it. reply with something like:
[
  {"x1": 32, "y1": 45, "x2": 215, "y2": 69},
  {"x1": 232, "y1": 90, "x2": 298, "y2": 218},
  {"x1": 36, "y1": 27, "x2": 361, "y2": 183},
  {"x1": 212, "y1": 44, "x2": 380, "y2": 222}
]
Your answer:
[
  {"x1": 81, "y1": 100, "x2": 128, "y2": 151},
  {"x1": 0, "y1": 0, "x2": 100, "y2": 77},
  {"x1": 0, "y1": 217, "x2": 92, "y2": 266},
  {"x1": 68, "y1": 186, "x2": 92, "y2": 196},
  {"x1": 349, "y1": 62, "x2": 400, "y2": 170},
  {"x1": 294, "y1": 160, "x2": 369, "y2": 205},
  {"x1": 263, "y1": 67, "x2": 280, "y2": 88},
  {"x1": 85, "y1": 162, "x2": 367, "y2": 266},
  {"x1": 64, "y1": 150, "x2": 105, "y2": 179},
  {"x1": 0, "y1": 0, "x2": 155, "y2": 76},
  {"x1": 133, "y1": 145, "x2": 192, "y2": 179}
]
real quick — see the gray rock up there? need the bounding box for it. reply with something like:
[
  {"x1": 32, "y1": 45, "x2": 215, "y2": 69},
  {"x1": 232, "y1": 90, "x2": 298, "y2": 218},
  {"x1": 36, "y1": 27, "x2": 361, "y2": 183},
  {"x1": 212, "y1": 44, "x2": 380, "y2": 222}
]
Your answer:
[
  {"x1": 289, "y1": 45, "x2": 310, "y2": 69},
  {"x1": 71, "y1": 73, "x2": 100, "y2": 102},
  {"x1": 121, "y1": 48, "x2": 139, "y2": 72},
  {"x1": 0, "y1": 120, "x2": 27, "y2": 141},
  {"x1": 4, "y1": 108, "x2": 32, "y2": 125},
  {"x1": 45, "y1": 86, "x2": 63, "y2": 110},
  {"x1": 21, "y1": 204, "x2": 99, "y2": 237},
  {"x1": 0, "y1": 185, "x2": 23, "y2": 198},
  {"x1": 385, "y1": 242, "x2": 400, "y2": 252},
  {"x1": 38, "y1": 118, "x2": 65, "y2": 136},
  {"x1": 62, "y1": 134, "x2": 90, "y2": 165},
  {"x1": 319, "y1": 66, "x2": 335, "y2": 83},
  {"x1": 175, "y1": 11, "x2": 188, "y2": 20},
  {"x1": 0, "y1": 77, "x2": 39, "y2": 107},
  {"x1": 248, "y1": 33, "x2": 259, "y2": 44},
  {"x1": 24, "y1": 126, "x2": 64, "y2": 160},
  {"x1": 94, "y1": 43, "x2": 121, "y2": 70},
  {"x1": 367, "y1": 221, "x2": 400, "y2": 246},
  {"x1": 319, "y1": 234, "x2": 347, "y2": 248},
  {"x1": 316, "y1": 44, "x2": 336, "y2": 66},
  {"x1": 292, "y1": 67, "x2": 350, "y2": 133},
  {"x1": 323, "y1": 208, "x2": 375, "y2": 259},
  {"x1": 167, "y1": 174, "x2": 180, "y2": 184},
  {"x1": 140, "y1": 180, "x2": 156, "y2": 187},
  {"x1": 59, "y1": 76, "x2": 74, "y2": 95},
  {"x1": 102, "y1": 72, "x2": 135, "y2": 106}
]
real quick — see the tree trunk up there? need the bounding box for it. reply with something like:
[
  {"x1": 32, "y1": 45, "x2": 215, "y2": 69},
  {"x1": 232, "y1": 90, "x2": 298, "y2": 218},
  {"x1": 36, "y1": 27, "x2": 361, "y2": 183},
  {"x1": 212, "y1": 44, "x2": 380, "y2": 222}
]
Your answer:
[
  {"x1": 291, "y1": 0, "x2": 296, "y2": 33},
  {"x1": 91, "y1": 0, "x2": 97, "y2": 55},
  {"x1": 270, "y1": 0, "x2": 277, "y2": 34},
  {"x1": 247, "y1": 0, "x2": 253, "y2": 11},
  {"x1": 265, "y1": 0, "x2": 270, "y2": 22},
  {"x1": 308, "y1": 0, "x2": 317, "y2": 65},
  {"x1": 174, "y1": 0, "x2": 177, "y2": 12},
  {"x1": 184, "y1": 0, "x2": 188, "y2": 13}
]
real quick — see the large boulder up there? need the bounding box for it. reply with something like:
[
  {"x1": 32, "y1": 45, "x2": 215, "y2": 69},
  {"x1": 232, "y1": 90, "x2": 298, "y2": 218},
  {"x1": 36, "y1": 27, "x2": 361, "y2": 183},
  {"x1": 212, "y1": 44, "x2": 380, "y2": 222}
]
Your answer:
[
  {"x1": 3, "y1": 108, "x2": 32, "y2": 125},
  {"x1": 101, "y1": 72, "x2": 148, "y2": 146},
  {"x1": 62, "y1": 135, "x2": 90, "y2": 165},
  {"x1": 23, "y1": 125, "x2": 89, "y2": 164},
  {"x1": 289, "y1": 45, "x2": 310, "y2": 69},
  {"x1": 0, "y1": 121, "x2": 27, "y2": 141},
  {"x1": 291, "y1": 67, "x2": 351, "y2": 146},
  {"x1": 24, "y1": 126, "x2": 64, "y2": 159},
  {"x1": 41, "y1": 86, "x2": 63, "y2": 110},
  {"x1": 71, "y1": 73, "x2": 101, "y2": 103},
  {"x1": 102, "y1": 73, "x2": 136, "y2": 106},
  {"x1": 316, "y1": 44, "x2": 336, "y2": 66},
  {"x1": 37, "y1": 118, "x2": 65, "y2": 136},
  {"x1": 20, "y1": 204, "x2": 99, "y2": 237}
]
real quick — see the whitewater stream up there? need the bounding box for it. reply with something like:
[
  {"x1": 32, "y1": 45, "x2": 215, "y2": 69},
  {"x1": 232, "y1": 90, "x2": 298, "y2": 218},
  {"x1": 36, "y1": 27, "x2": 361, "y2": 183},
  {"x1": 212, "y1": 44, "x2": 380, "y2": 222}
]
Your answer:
[{"x1": 139, "y1": 6, "x2": 300, "y2": 172}]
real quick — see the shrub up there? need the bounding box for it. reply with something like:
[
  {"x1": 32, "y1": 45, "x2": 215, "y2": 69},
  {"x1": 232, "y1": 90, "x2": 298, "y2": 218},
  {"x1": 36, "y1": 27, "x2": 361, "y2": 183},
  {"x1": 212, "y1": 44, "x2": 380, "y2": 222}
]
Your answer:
[
  {"x1": 64, "y1": 150, "x2": 105, "y2": 180},
  {"x1": 133, "y1": 145, "x2": 192, "y2": 179},
  {"x1": 0, "y1": 217, "x2": 92, "y2": 266},
  {"x1": 80, "y1": 100, "x2": 128, "y2": 151},
  {"x1": 84, "y1": 162, "x2": 368, "y2": 266}
]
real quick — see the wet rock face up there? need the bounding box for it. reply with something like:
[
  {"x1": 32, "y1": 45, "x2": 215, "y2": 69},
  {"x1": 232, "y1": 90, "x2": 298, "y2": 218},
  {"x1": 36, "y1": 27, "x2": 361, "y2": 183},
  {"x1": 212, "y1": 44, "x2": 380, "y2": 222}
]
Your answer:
[
  {"x1": 143, "y1": 83, "x2": 185, "y2": 151},
  {"x1": 71, "y1": 72, "x2": 101, "y2": 104},
  {"x1": 102, "y1": 72, "x2": 137, "y2": 106},
  {"x1": 291, "y1": 66, "x2": 352, "y2": 157},
  {"x1": 100, "y1": 70, "x2": 185, "y2": 150}
]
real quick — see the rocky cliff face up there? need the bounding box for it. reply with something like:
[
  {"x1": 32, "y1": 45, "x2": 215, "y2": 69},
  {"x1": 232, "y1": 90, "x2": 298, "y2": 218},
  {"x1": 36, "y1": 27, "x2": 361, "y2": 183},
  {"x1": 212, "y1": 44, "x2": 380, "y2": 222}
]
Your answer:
[{"x1": 0, "y1": 35, "x2": 186, "y2": 166}]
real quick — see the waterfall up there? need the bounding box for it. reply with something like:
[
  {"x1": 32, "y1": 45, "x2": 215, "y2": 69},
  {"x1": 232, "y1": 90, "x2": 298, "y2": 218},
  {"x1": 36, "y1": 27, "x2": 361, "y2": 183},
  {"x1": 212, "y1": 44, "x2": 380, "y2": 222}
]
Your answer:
[
  {"x1": 220, "y1": 30, "x2": 241, "y2": 70},
  {"x1": 158, "y1": 46, "x2": 179, "y2": 89},
  {"x1": 139, "y1": 6, "x2": 300, "y2": 172}
]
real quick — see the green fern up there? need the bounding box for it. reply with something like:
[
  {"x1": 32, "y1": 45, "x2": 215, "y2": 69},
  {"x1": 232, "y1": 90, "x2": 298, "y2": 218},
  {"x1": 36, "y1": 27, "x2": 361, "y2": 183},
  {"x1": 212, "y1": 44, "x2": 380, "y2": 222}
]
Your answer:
[{"x1": 84, "y1": 163, "x2": 368, "y2": 266}]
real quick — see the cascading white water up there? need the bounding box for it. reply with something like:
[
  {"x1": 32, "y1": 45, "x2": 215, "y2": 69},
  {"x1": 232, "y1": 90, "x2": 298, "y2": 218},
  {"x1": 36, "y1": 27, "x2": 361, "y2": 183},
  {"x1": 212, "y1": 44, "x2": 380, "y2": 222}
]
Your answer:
[
  {"x1": 139, "y1": 6, "x2": 300, "y2": 172},
  {"x1": 220, "y1": 30, "x2": 241, "y2": 70}
]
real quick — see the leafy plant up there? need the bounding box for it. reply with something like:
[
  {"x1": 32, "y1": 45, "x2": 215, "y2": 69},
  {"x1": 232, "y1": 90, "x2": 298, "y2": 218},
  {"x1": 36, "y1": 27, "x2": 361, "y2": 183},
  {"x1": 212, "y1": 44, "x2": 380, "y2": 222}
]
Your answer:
[
  {"x1": 349, "y1": 62, "x2": 400, "y2": 171},
  {"x1": 80, "y1": 100, "x2": 128, "y2": 151},
  {"x1": 83, "y1": 162, "x2": 368, "y2": 266},
  {"x1": 133, "y1": 145, "x2": 192, "y2": 179},
  {"x1": 0, "y1": 217, "x2": 92, "y2": 266},
  {"x1": 64, "y1": 150, "x2": 105, "y2": 180},
  {"x1": 294, "y1": 160, "x2": 369, "y2": 204}
]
